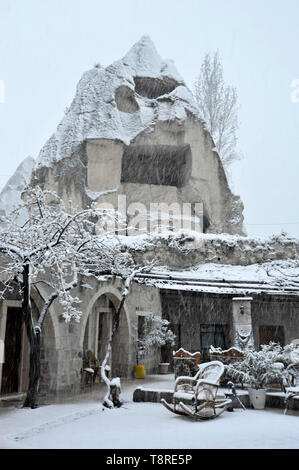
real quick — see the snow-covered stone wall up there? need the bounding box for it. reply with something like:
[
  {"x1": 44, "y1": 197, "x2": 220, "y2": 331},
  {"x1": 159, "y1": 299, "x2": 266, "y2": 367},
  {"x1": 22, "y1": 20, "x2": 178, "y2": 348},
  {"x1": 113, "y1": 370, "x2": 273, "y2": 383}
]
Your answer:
[{"x1": 114, "y1": 231, "x2": 299, "y2": 269}]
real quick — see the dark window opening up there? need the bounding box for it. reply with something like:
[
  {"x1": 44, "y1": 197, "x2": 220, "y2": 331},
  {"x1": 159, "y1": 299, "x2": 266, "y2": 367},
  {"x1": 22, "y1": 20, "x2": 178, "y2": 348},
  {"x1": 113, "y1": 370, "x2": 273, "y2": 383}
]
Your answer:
[
  {"x1": 137, "y1": 315, "x2": 146, "y2": 341},
  {"x1": 200, "y1": 324, "x2": 227, "y2": 361},
  {"x1": 121, "y1": 145, "x2": 192, "y2": 187},
  {"x1": 137, "y1": 315, "x2": 147, "y2": 361},
  {"x1": 169, "y1": 323, "x2": 181, "y2": 351},
  {"x1": 134, "y1": 76, "x2": 180, "y2": 99},
  {"x1": 203, "y1": 215, "x2": 210, "y2": 233},
  {"x1": 115, "y1": 86, "x2": 139, "y2": 113},
  {"x1": 259, "y1": 325, "x2": 285, "y2": 348},
  {"x1": 97, "y1": 313, "x2": 104, "y2": 359}
]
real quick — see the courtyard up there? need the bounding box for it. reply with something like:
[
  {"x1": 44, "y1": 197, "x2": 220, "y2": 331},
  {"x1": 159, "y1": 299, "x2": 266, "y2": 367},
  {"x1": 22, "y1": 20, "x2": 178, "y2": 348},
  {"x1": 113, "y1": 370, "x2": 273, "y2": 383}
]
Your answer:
[{"x1": 0, "y1": 374, "x2": 298, "y2": 449}]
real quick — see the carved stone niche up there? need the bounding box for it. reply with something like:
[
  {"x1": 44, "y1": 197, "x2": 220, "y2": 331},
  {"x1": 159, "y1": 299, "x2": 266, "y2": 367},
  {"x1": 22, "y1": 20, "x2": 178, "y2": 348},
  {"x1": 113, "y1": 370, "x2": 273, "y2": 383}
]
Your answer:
[{"x1": 232, "y1": 297, "x2": 254, "y2": 351}]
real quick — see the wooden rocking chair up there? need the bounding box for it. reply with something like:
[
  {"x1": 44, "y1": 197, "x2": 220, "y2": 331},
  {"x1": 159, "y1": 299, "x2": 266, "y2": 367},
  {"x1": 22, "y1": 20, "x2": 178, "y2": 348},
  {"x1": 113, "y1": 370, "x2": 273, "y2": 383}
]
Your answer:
[{"x1": 161, "y1": 360, "x2": 231, "y2": 420}]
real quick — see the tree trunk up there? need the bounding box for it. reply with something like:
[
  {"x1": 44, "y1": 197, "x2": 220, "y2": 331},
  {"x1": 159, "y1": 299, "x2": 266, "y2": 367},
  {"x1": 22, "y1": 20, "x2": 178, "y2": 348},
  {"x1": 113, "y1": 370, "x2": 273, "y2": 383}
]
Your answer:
[
  {"x1": 101, "y1": 295, "x2": 126, "y2": 408},
  {"x1": 23, "y1": 331, "x2": 41, "y2": 408},
  {"x1": 22, "y1": 264, "x2": 41, "y2": 409}
]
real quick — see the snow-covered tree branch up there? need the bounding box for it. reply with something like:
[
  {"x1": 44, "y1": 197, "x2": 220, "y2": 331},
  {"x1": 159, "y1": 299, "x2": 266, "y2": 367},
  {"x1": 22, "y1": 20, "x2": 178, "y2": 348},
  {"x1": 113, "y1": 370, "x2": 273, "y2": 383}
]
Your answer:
[
  {"x1": 226, "y1": 342, "x2": 294, "y2": 389},
  {"x1": 133, "y1": 314, "x2": 176, "y2": 365},
  {"x1": 0, "y1": 186, "x2": 133, "y2": 408}
]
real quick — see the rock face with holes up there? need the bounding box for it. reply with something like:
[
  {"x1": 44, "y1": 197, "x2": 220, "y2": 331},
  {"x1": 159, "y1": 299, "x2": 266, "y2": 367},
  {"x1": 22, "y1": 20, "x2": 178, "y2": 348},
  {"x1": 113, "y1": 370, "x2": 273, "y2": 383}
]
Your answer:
[{"x1": 31, "y1": 36, "x2": 244, "y2": 237}]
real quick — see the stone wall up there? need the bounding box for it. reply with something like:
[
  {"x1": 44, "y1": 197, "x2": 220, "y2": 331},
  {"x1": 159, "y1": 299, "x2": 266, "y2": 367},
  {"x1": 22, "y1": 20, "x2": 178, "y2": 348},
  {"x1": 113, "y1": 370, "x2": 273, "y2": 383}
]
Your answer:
[
  {"x1": 160, "y1": 290, "x2": 233, "y2": 364},
  {"x1": 125, "y1": 232, "x2": 299, "y2": 269}
]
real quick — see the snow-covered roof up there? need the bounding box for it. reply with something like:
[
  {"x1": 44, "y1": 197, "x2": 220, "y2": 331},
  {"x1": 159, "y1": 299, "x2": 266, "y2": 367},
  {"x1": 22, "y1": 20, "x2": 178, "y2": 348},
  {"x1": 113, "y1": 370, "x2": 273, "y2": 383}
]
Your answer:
[
  {"x1": 35, "y1": 36, "x2": 200, "y2": 169},
  {"x1": 133, "y1": 260, "x2": 299, "y2": 297}
]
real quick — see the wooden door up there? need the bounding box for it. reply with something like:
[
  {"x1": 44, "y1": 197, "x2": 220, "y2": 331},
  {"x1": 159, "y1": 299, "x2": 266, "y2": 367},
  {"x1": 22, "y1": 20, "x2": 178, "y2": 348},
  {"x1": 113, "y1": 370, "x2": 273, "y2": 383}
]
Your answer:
[
  {"x1": 1, "y1": 307, "x2": 23, "y2": 394},
  {"x1": 98, "y1": 312, "x2": 112, "y2": 378},
  {"x1": 259, "y1": 325, "x2": 284, "y2": 347},
  {"x1": 200, "y1": 324, "x2": 227, "y2": 360}
]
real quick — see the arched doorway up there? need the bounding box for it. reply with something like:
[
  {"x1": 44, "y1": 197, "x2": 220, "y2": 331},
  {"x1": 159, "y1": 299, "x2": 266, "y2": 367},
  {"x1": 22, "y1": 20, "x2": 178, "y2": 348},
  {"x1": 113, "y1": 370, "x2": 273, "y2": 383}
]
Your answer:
[
  {"x1": 83, "y1": 293, "x2": 130, "y2": 379},
  {"x1": 0, "y1": 295, "x2": 57, "y2": 396},
  {"x1": 0, "y1": 302, "x2": 25, "y2": 394}
]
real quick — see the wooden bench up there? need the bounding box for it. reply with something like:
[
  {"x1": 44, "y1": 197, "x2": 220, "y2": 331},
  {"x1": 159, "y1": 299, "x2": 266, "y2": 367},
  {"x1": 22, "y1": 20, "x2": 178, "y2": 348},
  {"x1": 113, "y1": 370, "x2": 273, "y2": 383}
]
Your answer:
[{"x1": 209, "y1": 346, "x2": 245, "y2": 361}]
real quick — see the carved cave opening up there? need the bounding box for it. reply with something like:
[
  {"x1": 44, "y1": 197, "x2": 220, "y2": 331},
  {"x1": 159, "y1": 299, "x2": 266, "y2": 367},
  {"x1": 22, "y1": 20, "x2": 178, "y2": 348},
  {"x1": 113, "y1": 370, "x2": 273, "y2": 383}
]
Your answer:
[
  {"x1": 134, "y1": 76, "x2": 180, "y2": 99},
  {"x1": 121, "y1": 144, "x2": 192, "y2": 187}
]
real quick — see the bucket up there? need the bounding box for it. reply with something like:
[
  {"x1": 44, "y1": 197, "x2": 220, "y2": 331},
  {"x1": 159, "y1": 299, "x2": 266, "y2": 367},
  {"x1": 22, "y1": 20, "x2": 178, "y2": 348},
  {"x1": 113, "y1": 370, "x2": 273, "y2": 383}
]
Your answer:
[
  {"x1": 159, "y1": 363, "x2": 170, "y2": 374},
  {"x1": 248, "y1": 388, "x2": 266, "y2": 409},
  {"x1": 134, "y1": 365, "x2": 146, "y2": 379}
]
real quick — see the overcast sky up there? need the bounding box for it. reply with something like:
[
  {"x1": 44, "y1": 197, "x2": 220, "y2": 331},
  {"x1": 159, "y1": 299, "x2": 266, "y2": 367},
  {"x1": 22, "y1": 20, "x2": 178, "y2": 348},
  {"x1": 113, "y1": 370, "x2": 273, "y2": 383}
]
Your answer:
[{"x1": 0, "y1": 0, "x2": 298, "y2": 238}]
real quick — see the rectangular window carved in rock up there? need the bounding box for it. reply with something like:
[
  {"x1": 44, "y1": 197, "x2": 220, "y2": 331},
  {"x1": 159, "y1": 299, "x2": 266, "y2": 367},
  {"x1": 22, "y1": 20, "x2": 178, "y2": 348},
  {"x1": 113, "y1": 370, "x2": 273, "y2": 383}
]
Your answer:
[{"x1": 121, "y1": 145, "x2": 191, "y2": 187}]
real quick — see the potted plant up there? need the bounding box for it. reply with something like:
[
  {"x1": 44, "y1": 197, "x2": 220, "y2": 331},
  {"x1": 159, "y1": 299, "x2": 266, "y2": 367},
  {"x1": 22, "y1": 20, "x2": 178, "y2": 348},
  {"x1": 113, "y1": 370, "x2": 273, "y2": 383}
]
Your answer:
[
  {"x1": 133, "y1": 314, "x2": 176, "y2": 378},
  {"x1": 226, "y1": 343, "x2": 289, "y2": 409}
]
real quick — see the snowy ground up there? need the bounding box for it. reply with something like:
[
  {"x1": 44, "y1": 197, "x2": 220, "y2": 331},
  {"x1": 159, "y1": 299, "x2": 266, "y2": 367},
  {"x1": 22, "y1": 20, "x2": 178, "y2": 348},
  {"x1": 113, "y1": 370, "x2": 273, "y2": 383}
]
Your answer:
[{"x1": 0, "y1": 375, "x2": 298, "y2": 449}]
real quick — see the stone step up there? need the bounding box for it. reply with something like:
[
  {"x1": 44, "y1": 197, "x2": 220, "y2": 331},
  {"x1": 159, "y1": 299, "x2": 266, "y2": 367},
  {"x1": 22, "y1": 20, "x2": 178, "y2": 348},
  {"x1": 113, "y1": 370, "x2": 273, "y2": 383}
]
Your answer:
[
  {"x1": 0, "y1": 392, "x2": 26, "y2": 407},
  {"x1": 133, "y1": 387, "x2": 299, "y2": 411}
]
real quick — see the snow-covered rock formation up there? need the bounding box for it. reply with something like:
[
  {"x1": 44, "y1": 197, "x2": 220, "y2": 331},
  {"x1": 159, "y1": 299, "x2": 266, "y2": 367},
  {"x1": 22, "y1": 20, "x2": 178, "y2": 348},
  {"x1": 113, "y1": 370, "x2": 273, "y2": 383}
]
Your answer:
[
  {"x1": 34, "y1": 36, "x2": 199, "y2": 169},
  {"x1": 32, "y1": 36, "x2": 245, "y2": 236},
  {"x1": 0, "y1": 156, "x2": 35, "y2": 217}
]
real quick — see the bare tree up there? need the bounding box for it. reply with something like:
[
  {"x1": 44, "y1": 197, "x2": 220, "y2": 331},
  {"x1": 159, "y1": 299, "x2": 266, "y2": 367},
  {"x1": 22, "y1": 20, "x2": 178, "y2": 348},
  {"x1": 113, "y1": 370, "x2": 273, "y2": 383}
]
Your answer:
[
  {"x1": 101, "y1": 264, "x2": 154, "y2": 408},
  {"x1": 0, "y1": 186, "x2": 128, "y2": 408},
  {"x1": 193, "y1": 51, "x2": 241, "y2": 171}
]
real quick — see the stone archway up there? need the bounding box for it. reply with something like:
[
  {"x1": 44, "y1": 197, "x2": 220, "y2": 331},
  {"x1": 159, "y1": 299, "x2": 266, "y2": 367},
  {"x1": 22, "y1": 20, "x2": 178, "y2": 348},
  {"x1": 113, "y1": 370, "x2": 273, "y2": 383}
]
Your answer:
[{"x1": 82, "y1": 288, "x2": 131, "y2": 379}]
